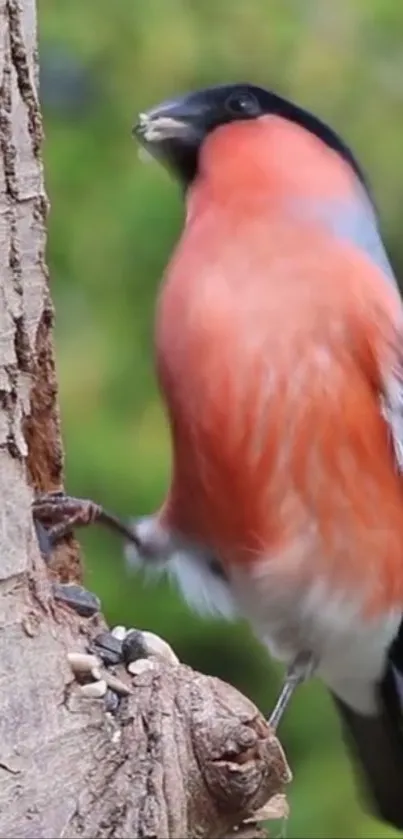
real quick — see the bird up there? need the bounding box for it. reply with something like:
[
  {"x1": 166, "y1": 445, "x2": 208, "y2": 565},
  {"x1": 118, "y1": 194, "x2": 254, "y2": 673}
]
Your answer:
[{"x1": 34, "y1": 83, "x2": 403, "y2": 832}]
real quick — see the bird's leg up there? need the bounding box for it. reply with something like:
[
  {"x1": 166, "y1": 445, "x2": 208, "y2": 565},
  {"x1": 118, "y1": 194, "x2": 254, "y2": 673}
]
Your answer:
[
  {"x1": 32, "y1": 491, "x2": 143, "y2": 549},
  {"x1": 32, "y1": 491, "x2": 143, "y2": 618},
  {"x1": 268, "y1": 651, "x2": 316, "y2": 731}
]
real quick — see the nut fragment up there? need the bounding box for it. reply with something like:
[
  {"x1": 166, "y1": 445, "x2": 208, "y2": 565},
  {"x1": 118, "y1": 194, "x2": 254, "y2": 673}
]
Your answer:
[
  {"x1": 67, "y1": 652, "x2": 102, "y2": 678},
  {"x1": 104, "y1": 689, "x2": 120, "y2": 714},
  {"x1": 80, "y1": 679, "x2": 107, "y2": 698},
  {"x1": 141, "y1": 630, "x2": 180, "y2": 665},
  {"x1": 104, "y1": 672, "x2": 133, "y2": 696},
  {"x1": 122, "y1": 628, "x2": 179, "y2": 667},
  {"x1": 121, "y1": 629, "x2": 148, "y2": 664},
  {"x1": 90, "y1": 631, "x2": 123, "y2": 666},
  {"x1": 111, "y1": 625, "x2": 127, "y2": 641},
  {"x1": 128, "y1": 658, "x2": 155, "y2": 676},
  {"x1": 53, "y1": 583, "x2": 100, "y2": 617},
  {"x1": 90, "y1": 666, "x2": 102, "y2": 681}
]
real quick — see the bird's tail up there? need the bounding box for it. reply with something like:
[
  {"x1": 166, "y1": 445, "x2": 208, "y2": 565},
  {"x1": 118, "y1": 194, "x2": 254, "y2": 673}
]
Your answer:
[{"x1": 331, "y1": 664, "x2": 403, "y2": 832}]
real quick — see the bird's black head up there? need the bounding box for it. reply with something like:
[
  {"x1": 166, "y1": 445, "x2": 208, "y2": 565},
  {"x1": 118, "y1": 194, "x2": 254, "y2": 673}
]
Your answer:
[{"x1": 134, "y1": 83, "x2": 366, "y2": 190}]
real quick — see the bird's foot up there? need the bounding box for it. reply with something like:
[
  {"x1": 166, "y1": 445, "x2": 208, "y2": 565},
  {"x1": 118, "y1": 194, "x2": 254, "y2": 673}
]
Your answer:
[
  {"x1": 32, "y1": 492, "x2": 104, "y2": 617},
  {"x1": 268, "y1": 651, "x2": 316, "y2": 731},
  {"x1": 33, "y1": 491, "x2": 104, "y2": 546},
  {"x1": 32, "y1": 491, "x2": 143, "y2": 619},
  {"x1": 33, "y1": 490, "x2": 143, "y2": 548}
]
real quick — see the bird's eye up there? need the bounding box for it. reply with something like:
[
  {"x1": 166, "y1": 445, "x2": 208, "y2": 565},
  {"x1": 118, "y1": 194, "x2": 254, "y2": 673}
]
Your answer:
[{"x1": 225, "y1": 92, "x2": 260, "y2": 117}]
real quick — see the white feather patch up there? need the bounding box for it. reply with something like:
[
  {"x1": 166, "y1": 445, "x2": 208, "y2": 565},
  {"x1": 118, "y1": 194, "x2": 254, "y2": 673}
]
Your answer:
[
  {"x1": 123, "y1": 516, "x2": 237, "y2": 619},
  {"x1": 232, "y1": 555, "x2": 400, "y2": 715},
  {"x1": 168, "y1": 551, "x2": 238, "y2": 619}
]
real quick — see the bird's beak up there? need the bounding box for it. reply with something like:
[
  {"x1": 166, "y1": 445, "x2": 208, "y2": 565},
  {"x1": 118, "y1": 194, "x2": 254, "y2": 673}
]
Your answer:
[{"x1": 133, "y1": 97, "x2": 202, "y2": 149}]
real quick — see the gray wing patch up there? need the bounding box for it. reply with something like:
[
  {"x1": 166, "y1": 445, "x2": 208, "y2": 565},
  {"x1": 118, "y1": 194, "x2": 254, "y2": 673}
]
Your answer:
[
  {"x1": 291, "y1": 188, "x2": 397, "y2": 286},
  {"x1": 381, "y1": 371, "x2": 403, "y2": 472},
  {"x1": 325, "y1": 197, "x2": 395, "y2": 283}
]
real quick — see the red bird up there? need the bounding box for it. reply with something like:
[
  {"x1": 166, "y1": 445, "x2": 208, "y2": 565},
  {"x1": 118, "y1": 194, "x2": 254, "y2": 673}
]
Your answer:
[{"x1": 34, "y1": 84, "x2": 403, "y2": 831}]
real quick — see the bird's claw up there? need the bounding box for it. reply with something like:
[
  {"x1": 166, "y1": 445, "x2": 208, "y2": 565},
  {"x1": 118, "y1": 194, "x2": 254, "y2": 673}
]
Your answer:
[
  {"x1": 268, "y1": 651, "x2": 316, "y2": 731},
  {"x1": 33, "y1": 490, "x2": 143, "y2": 557},
  {"x1": 32, "y1": 491, "x2": 144, "y2": 620},
  {"x1": 32, "y1": 492, "x2": 103, "y2": 618},
  {"x1": 33, "y1": 491, "x2": 102, "y2": 547}
]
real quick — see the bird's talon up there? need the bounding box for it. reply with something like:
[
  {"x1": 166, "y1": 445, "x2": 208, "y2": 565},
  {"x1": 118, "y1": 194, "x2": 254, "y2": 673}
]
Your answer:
[
  {"x1": 35, "y1": 490, "x2": 65, "y2": 502},
  {"x1": 32, "y1": 490, "x2": 142, "y2": 551},
  {"x1": 34, "y1": 519, "x2": 54, "y2": 561},
  {"x1": 32, "y1": 491, "x2": 102, "y2": 540}
]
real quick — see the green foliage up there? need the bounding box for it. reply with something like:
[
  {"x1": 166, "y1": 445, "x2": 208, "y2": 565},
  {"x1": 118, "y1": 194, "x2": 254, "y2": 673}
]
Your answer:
[{"x1": 38, "y1": 1, "x2": 403, "y2": 834}]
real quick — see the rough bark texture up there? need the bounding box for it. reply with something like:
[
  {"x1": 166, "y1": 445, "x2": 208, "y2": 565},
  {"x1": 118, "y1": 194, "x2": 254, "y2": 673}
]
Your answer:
[{"x1": 0, "y1": 1, "x2": 291, "y2": 837}]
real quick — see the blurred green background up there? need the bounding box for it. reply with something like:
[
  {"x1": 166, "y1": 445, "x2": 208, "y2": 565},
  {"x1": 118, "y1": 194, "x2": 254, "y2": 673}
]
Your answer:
[{"x1": 38, "y1": 1, "x2": 403, "y2": 836}]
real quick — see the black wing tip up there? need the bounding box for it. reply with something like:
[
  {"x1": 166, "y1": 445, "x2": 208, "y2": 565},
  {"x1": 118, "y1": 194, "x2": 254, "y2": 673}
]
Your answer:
[{"x1": 332, "y1": 686, "x2": 403, "y2": 833}]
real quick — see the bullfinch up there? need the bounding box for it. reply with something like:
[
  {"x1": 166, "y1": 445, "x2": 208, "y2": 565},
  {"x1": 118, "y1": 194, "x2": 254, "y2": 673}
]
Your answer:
[{"x1": 34, "y1": 83, "x2": 403, "y2": 832}]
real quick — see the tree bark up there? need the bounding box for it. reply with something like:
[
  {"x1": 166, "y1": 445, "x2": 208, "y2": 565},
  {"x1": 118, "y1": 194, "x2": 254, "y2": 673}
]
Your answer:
[{"x1": 0, "y1": 1, "x2": 291, "y2": 837}]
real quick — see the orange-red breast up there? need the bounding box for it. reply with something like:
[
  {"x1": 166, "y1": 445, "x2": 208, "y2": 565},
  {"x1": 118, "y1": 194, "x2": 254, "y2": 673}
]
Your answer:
[{"x1": 133, "y1": 84, "x2": 403, "y2": 830}]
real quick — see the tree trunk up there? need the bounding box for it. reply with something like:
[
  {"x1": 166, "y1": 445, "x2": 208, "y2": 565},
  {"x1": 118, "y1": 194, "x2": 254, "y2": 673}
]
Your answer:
[{"x1": 0, "y1": 1, "x2": 291, "y2": 837}]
